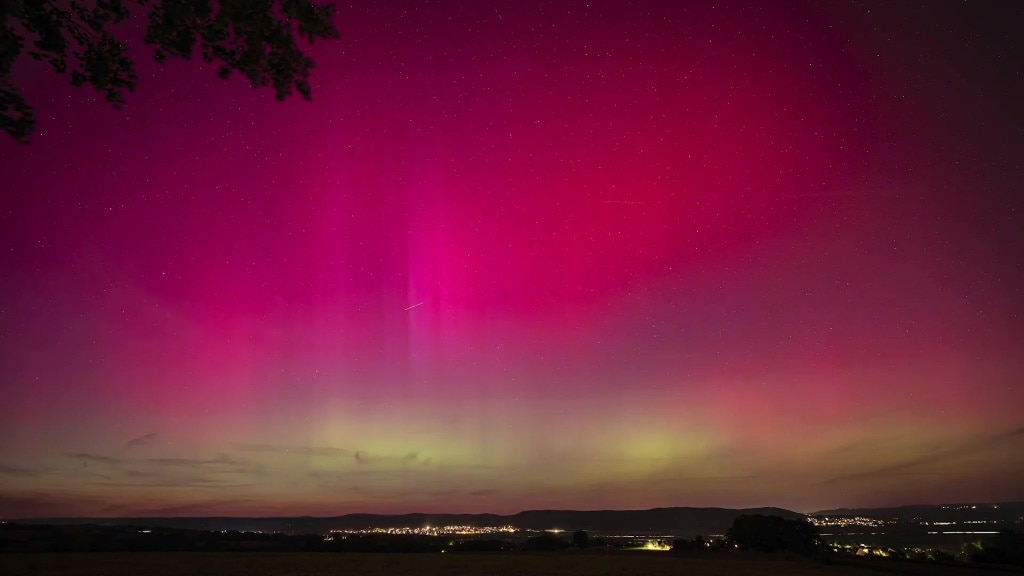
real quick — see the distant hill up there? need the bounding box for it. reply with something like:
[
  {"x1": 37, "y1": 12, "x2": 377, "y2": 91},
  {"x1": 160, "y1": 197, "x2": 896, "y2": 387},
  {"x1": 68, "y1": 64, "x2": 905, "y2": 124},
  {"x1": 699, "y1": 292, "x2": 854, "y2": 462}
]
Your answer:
[
  {"x1": 811, "y1": 502, "x2": 1024, "y2": 523},
  {"x1": 15, "y1": 506, "x2": 803, "y2": 536}
]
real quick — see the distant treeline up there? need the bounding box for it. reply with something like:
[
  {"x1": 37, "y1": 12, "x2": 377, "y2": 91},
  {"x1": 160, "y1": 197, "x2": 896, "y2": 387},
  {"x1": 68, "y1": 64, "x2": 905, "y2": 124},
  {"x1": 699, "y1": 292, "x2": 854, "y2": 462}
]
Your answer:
[
  {"x1": 15, "y1": 506, "x2": 802, "y2": 535},
  {"x1": 1, "y1": 524, "x2": 598, "y2": 554},
  {"x1": 812, "y1": 503, "x2": 1024, "y2": 524}
]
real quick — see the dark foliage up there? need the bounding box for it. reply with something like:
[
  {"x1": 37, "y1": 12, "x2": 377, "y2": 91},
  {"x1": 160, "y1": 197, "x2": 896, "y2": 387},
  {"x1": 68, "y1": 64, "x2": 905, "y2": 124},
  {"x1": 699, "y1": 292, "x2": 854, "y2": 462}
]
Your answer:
[
  {"x1": 572, "y1": 529, "x2": 589, "y2": 549},
  {"x1": 972, "y1": 529, "x2": 1024, "y2": 566},
  {"x1": 672, "y1": 534, "x2": 717, "y2": 552},
  {"x1": 522, "y1": 532, "x2": 569, "y2": 551},
  {"x1": 671, "y1": 537, "x2": 696, "y2": 552},
  {"x1": 725, "y1": 514, "x2": 825, "y2": 555},
  {"x1": 448, "y1": 538, "x2": 512, "y2": 552},
  {"x1": 0, "y1": 0, "x2": 338, "y2": 142}
]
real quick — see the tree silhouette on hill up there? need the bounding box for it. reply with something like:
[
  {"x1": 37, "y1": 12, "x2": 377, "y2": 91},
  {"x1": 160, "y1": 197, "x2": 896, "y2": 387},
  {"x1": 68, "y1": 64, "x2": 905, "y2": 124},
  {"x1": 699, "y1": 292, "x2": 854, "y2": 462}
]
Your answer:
[
  {"x1": 972, "y1": 529, "x2": 1024, "y2": 566},
  {"x1": 725, "y1": 514, "x2": 824, "y2": 555}
]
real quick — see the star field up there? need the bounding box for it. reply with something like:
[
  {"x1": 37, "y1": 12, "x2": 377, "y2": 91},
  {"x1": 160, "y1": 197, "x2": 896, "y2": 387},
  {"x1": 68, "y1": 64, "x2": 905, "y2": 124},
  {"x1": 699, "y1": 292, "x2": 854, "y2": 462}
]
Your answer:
[{"x1": 0, "y1": 1, "x2": 1021, "y2": 517}]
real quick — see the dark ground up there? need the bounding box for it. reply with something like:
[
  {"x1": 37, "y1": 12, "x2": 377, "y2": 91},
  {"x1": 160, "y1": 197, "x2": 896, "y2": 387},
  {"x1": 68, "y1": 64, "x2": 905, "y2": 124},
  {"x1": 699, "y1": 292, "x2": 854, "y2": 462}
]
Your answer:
[{"x1": 2, "y1": 551, "x2": 1022, "y2": 576}]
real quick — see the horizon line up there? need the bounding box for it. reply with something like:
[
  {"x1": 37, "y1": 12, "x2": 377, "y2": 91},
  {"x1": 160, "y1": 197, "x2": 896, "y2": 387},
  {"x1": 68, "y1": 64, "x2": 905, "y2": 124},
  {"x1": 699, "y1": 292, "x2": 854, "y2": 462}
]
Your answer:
[{"x1": 9, "y1": 500, "x2": 1022, "y2": 521}]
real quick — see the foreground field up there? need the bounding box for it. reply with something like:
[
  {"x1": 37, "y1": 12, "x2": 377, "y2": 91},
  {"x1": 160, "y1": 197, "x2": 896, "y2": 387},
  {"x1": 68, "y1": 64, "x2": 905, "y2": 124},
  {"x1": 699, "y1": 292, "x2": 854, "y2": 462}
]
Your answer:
[{"x1": 1, "y1": 551, "x2": 1021, "y2": 576}]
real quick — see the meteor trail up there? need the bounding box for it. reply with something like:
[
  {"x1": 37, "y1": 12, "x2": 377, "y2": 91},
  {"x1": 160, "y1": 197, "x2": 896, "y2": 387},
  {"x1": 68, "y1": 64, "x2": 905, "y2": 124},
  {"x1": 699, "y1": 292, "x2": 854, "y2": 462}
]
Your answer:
[{"x1": 404, "y1": 302, "x2": 424, "y2": 311}]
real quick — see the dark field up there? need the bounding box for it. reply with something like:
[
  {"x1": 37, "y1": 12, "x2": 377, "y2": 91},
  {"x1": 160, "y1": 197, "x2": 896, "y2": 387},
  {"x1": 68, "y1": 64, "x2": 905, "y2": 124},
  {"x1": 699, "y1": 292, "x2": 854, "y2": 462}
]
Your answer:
[{"x1": 2, "y1": 552, "x2": 1022, "y2": 576}]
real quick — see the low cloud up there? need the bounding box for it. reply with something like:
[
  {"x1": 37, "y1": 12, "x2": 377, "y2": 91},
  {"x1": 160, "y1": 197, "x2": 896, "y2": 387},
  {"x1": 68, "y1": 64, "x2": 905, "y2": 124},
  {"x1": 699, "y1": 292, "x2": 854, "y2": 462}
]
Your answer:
[
  {"x1": 0, "y1": 491, "x2": 107, "y2": 518},
  {"x1": 145, "y1": 454, "x2": 247, "y2": 468},
  {"x1": 232, "y1": 443, "x2": 355, "y2": 458},
  {"x1": 140, "y1": 499, "x2": 253, "y2": 516},
  {"x1": 123, "y1": 433, "x2": 157, "y2": 451},
  {"x1": 67, "y1": 453, "x2": 122, "y2": 465},
  {"x1": 235, "y1": 442, "x2": 431, "y2": 467},
  {"x1": 655, "y1": 475, "x2": 758, "y2": 483},
  {"x1": 61, "y1": 450, "x2": 263, "y2": 491},
  {"x1": 88, "y1": 479, "x2": 254, "y2": 489},
  {"x1": 825, "y1": 427, "x2": 1024, "y2": 484},
  {"x1": 0, "y1": 463, "x2": 41, "y2": 478}
]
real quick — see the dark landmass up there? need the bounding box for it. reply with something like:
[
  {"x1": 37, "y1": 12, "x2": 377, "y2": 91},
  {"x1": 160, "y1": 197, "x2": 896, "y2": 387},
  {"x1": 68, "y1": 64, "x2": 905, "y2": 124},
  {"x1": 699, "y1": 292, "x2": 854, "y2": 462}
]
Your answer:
[
  {"x1": 11, "y1": 506, "x2": 803, "y2": 536},
  {"x1": 4, "y1": 514, "x2": 1022, "y2": 571},
  {"x1": 2, "y1": 551, "x2": 1021, "y2": 576},
  {"x1": 10, "y1": 503, "x2": 1022, "y2": 559},
  {"x1": 807, "y1": 502, "x2": 1024, "y2": 553},
  {"x1": 811, "y1": 502, "x2": 1024, "y2": 523}
]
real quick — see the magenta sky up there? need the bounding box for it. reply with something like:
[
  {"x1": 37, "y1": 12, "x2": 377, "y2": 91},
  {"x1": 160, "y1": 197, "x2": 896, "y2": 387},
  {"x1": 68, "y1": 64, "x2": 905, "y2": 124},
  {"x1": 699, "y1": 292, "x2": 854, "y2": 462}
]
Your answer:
[{"x1": 1, "y1": 1, "x2": 1022, "y2": 518}]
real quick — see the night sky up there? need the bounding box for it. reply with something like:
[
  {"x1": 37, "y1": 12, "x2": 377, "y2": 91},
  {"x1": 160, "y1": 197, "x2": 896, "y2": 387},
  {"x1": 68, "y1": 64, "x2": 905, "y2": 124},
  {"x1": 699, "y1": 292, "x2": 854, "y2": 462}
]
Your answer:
[{"x1": 1, "y1": 1, "x2": 1022, "y2": 518}]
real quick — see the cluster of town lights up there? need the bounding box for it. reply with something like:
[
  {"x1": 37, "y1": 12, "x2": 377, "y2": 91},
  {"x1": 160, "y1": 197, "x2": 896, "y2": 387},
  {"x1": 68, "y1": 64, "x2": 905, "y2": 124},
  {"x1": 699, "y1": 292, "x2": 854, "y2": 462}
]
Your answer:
[
  {"x1": 329, "y1": 525, "x2": 519, "y2": 536},
  {"x1": 810, "y1": 516, "x2": 885, "y2": 528}
]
